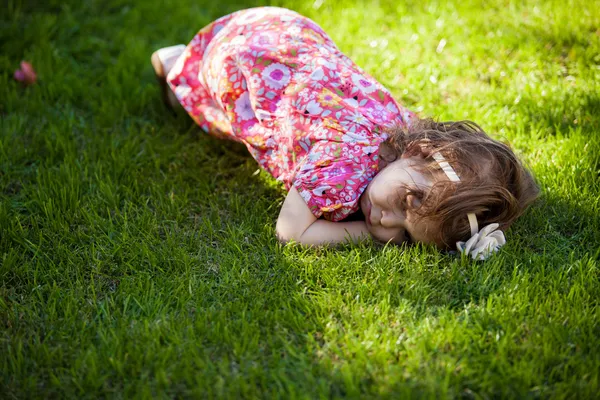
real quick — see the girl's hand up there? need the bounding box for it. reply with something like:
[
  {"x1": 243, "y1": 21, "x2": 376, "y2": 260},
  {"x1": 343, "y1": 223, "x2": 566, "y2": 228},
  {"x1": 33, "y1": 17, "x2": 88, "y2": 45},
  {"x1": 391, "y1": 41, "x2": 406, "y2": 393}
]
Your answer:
[{"x1": 276, "y1": 187, "x2": 371, "y2": 245}]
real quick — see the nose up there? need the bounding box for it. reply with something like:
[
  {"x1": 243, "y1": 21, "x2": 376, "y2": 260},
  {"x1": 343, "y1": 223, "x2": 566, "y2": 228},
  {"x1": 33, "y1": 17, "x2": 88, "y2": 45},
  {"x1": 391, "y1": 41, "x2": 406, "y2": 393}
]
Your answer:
[{"x1": 380, "y1": 210, "x2": 404, "y2": 228}]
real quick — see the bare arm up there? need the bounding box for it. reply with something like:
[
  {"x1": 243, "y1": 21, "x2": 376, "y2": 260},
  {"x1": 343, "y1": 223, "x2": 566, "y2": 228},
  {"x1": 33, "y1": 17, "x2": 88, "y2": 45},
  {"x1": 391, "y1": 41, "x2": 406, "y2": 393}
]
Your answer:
[{"x1": 276, "y1": 187, "x2": 371, "y2": 246}]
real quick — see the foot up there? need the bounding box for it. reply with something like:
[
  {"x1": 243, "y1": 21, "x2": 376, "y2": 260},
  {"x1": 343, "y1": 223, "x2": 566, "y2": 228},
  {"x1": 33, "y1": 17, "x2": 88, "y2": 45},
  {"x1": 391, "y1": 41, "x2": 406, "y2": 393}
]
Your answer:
[{"x1": 151, "y1": 45, "x2": 185, "y2": 110}]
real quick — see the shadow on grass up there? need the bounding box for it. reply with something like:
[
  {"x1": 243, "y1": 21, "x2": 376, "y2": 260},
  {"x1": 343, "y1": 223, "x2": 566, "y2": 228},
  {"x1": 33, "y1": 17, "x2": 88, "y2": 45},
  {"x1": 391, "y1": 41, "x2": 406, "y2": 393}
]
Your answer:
[{"x1": 523, "y1": 193, "x2": 600, "y2": 257}]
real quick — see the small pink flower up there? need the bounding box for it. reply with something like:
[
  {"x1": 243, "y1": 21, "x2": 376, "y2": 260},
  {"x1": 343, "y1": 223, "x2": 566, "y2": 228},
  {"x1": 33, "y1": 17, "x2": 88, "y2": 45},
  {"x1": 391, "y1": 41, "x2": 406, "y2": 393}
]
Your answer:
[{"x1": 14, "y1": 61, "x2": 37, "y2": 86}]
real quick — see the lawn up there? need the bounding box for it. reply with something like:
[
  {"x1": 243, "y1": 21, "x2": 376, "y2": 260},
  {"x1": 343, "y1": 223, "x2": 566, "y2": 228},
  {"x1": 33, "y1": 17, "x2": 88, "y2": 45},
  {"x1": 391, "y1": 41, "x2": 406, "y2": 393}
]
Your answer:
[{"x1": 1, "y1": 0, "x2": 599, "y2": 398}]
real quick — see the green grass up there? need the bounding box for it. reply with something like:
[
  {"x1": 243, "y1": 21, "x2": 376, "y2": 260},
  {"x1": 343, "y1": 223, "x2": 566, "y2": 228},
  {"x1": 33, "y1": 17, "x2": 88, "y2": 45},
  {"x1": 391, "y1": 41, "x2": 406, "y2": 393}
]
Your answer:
[{"x1": 1, "y1": 0, "x2": 599, "y2": 397}]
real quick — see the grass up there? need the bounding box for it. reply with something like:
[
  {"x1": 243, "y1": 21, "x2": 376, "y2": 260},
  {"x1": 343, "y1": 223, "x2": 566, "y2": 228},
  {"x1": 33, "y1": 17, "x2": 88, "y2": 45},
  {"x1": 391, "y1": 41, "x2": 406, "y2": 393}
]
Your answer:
[{"x1": 1, "y1": 0, "x2": 599, "y2": 397}]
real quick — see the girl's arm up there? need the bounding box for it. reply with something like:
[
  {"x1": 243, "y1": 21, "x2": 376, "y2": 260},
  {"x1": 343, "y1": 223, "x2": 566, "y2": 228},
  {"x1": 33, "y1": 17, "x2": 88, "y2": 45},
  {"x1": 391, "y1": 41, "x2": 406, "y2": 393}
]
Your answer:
[{"x1": 276, "y1": 187, "x2": 371, "y2": 246}]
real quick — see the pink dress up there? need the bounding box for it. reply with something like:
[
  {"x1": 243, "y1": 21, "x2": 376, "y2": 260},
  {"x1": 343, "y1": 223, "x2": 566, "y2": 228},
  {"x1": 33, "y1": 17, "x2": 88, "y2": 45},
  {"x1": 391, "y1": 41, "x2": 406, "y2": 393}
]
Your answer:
[{"x1": 167, "y1": 7, "x2": 415, "y2": 221}]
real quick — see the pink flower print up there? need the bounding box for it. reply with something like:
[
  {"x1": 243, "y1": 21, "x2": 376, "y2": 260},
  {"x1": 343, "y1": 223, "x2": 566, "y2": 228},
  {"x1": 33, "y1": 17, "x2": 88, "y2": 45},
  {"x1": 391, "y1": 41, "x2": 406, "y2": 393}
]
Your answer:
[
  {"x1": 230, "y1": 35, "x2": 247, "y2": 46},
  {"x1": 317, "y1": 57, "x2": 337, "y2": 70},
  {"x1": 342, "y1": 131, "x2": 368, "y2": 143},
  {"x1": 308, "y1": 151, "x2": 323, "y2": 163},
  {"x1": 346, "y1": 111, "x2": 369, "y2": 126},
  {"x1": 262, "y1": 63, "x2": 290, "y2": 90},
  {"x1": 313, "y1": 185, "x2": 331, "y2": 196},
  {"x1": 298, "y1": 53, "x2": 312, "y2": 63},
  {"x1": 310, "y1": 125, "x2": 330, "y2": 139},
  {"x1": 338, "y1": 81, "x2": 353, "y2": 97},
  {"x1": 212, "y1": 24, "x2": 225, "y2": 35},
  {"x1": 241, "y1": 119, "x2": 259, "y2": 132},
  {"x1": 250, "y1": 49, "x2": 267, "y2": 58},
  {"x1": 304, "y1": 29, "x2": 325, "y2": 45},
  {"x1": 233, "y1": 52, "x2": 253, "y2": 69},
  {"x1": 386, "y1": 101, "x2": 399, "y2": 114},
  {"x1": 305, "y1": 100, "x2": 323, "y2": 115},
  {"x1": 279, "y1": 13, "x2": 296, "y2": 23},
  {"x1": 343, "y1": 97, "x2": 359, "y2": 108},
  {"x1": 287, "y1": 25, "x2": 302, "y2": 36},
  {"x1": 351, "y1": 73, "x2": 377, "y2": 94},
  {"x1": 365, "y1": 102, "x2": 387, "y2": 120},
  {"x1": 351, "y1": 164, "x2": 370, "y2": 180},
  {"x1": 340, "y1": 120, "x2": 358, "y2": 133},
  {"x1": 327, "y1": 69, "x2": 341, "y2": 80},
  {"x1": 297, "y1": 88, "x2": 311, "y2": 102},
  {"x1": 235, "y1": 9, "x2": 267, "y2": 25},
  {"x1": 299, "y1": 189, "x2": 312, "y2": 203},
  {"x1": 252, "y1": 32, "x2": 276, "y2": 48},
  {"x1": 174, "y1": 83, "x2": 192, "y2": 100},
  {"x1": 235, "y1": 91, "x2": 255, "y2": 121},
  {"x1": 297, "y1": 136, "x2": 312, "y2": 152},
  {"x1": 190, "y1": 34, "x2": 206, "y2": 52},
  {"x1": 286, "y1": 35, "x2": 304, "y2": 47},
  {"x1": 309, "y1": 67, "x2": 326, "y2": 83},
  {"x1": 293, "y1": 71, "x2": 310, "y2": 85},
  {"x1": 249, "y1": 75, "x2": 261, "y2": 88},
  {"x1": 318, "y1": 90, "x2": 338, "y2": 107},
  {"x1": 362, "y1": 145, "x2": 378, "y2": 155}
]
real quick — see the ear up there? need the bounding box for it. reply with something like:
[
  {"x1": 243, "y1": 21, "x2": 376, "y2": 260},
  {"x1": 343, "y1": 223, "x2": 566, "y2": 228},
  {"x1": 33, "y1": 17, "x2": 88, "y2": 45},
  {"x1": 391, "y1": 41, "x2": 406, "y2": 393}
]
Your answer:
[
  {"x1": 406, "y1": 194, "x2": 422, "y2": 210},
  {"x1": 378, "y1": 142, "x2": 397, "y2": 170}
]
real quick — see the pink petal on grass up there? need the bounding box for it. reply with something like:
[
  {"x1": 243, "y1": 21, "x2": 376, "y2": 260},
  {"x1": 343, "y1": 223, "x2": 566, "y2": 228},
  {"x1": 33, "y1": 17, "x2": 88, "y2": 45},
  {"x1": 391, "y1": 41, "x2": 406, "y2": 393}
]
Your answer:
[
  {"x1": 14, "y1": 70, "x2": 26, "y2": 81},
  {"x1": 14, "y1": 61, "x2": 37, "y2": 85}
]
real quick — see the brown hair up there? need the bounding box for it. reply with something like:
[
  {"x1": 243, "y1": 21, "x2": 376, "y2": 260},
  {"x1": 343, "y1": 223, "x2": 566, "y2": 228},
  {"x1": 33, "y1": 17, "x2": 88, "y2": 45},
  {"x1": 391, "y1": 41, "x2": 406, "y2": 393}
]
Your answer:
[{"x1": 380, "y1": 118, "x2": 540, "y2": 248}]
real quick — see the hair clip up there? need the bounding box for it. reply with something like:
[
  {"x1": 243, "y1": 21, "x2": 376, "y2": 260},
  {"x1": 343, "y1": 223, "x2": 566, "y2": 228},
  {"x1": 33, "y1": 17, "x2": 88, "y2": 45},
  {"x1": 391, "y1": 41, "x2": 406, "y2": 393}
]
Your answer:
[{"x1": 432, "y1": 152, "x2": 506, "y2": 260}]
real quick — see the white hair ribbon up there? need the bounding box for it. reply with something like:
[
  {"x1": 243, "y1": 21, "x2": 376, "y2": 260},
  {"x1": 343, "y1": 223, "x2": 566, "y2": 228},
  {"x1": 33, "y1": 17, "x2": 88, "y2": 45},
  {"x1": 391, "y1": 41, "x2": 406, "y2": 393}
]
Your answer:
[{"x1": 432, "y1": 152, "x2": 506, "y2": 260}]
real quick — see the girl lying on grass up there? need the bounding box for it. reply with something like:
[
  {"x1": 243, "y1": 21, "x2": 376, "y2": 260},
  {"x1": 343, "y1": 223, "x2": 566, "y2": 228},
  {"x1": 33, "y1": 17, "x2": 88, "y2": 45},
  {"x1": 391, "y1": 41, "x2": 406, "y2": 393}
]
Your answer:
[{"x1": 151, "y1": 7, "x2": 539, "y2": 259}]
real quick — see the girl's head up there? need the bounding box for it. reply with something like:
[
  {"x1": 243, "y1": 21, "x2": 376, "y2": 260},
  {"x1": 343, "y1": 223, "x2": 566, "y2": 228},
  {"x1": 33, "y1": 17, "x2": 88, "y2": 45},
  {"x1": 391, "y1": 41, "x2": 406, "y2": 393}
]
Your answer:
[{"x1": 360, "y1": 118, "x2": 540, "y2": 248}]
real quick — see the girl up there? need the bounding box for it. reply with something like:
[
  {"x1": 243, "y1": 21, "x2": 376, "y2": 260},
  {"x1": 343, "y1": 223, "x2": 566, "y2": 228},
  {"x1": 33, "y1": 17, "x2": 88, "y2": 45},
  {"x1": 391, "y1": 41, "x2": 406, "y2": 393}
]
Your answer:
[{"x1": 151, "y1": 7, "x2": 539, "y2": 259}]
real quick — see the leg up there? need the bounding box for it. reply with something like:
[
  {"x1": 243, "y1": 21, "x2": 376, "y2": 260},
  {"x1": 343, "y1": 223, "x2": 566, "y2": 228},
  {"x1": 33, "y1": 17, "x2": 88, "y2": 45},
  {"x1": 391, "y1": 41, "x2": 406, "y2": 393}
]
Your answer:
[
  {"x1": 161, "y1": 12, "x2": 241, "y2": 139},
  {"x1": 151, "y1": 45, "x2": 185, "y2": 110}
]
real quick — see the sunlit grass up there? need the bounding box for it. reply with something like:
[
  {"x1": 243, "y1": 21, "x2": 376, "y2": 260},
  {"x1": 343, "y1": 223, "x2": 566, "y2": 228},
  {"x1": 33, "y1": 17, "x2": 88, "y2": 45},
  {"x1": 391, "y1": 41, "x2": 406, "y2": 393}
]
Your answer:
[{"x1": 1, "y1": 0, "x2": 599, "y2": 397}]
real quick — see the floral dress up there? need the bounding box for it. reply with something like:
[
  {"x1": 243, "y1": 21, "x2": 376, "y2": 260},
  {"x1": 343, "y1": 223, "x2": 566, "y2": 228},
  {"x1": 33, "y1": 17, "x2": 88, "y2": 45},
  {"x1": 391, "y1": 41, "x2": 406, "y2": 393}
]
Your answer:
[{"x1": 167, "y1": 6, "x2": 415, "y2": 221}]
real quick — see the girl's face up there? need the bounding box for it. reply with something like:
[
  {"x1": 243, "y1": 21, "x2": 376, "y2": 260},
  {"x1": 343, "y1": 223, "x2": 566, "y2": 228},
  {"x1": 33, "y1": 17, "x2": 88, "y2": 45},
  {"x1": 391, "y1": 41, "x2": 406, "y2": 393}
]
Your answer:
[{"x1": 360, "y1": 156, "x2": 440, "y2": 246}]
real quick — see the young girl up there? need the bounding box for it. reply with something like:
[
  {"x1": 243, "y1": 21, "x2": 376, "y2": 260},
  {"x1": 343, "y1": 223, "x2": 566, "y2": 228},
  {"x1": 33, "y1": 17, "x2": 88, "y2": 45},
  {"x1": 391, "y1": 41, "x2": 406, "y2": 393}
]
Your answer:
[{"x1": 151, "y1": 7, "x2": 539, "y2": 259}]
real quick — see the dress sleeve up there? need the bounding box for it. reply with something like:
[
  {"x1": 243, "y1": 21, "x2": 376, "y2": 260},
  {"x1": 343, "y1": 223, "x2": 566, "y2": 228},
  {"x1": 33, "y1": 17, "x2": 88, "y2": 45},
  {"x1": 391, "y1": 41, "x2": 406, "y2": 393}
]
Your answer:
[{"x1": 291, "y1": 140, "x2": 379, "y2": 222}]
